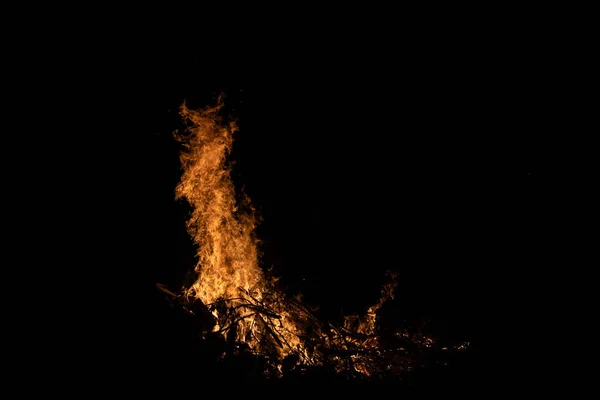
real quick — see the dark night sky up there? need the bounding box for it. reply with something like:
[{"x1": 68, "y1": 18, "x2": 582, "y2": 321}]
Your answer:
[
  {"x1": 20, "y1": 12, "x2": 577, "y2": 390},
  {"x1": 76, "y1": 47, "x2": 560, "y2": 387},
  {"x1": 124, "y1": 57, "x2": 541, "y2": 351}
]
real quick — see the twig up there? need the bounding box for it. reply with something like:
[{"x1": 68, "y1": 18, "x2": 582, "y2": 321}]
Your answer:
[
  {"x1": 156, "y1": 283, "x2": 178, "y2": 298},
  {"x1": 216, "y1": 312, "x2": 256, "y2": 334}
]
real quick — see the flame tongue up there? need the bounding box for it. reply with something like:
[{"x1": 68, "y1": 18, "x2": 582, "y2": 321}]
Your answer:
[
  {"x1": 174, "y1": 95, "x2": 308, "y2": 362},
  {"x1": 175, "y1": 96, "x2": 264, "y2": 305}
]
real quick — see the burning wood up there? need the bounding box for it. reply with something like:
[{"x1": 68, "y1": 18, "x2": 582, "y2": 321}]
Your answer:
[
  {"x1": 157, "y1": 276, "x2": 467, "y2": 381},
  {"x1": 158, "y1": 93, "x2": 470, "y2": 382}
]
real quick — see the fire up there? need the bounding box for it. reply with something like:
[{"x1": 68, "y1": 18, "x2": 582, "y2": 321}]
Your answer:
[
  {"x1": 175, "y1": 96, "x2": 262, "y2": 305},
  {"x1": 168, "y1": 94, "x2": 467, "y2": 379},
  {"x1": 174, "y1": 95, "x2": 310, "y2": 363}
]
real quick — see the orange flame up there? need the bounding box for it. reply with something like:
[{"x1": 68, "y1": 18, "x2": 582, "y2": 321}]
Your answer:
[
  {"x1": 175, "y1": 95, "x2": 262, "y2": 305},
  {"x1": 174, "y1": 95, "x2": 311, "y2": 363}
]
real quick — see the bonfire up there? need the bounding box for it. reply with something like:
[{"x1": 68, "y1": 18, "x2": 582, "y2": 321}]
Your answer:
[{"x1": 157, "y1": 94, "x2": 469, "y2": 382}]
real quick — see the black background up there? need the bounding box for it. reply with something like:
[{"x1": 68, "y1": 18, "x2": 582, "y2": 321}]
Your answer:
[
  {"x1": 110, "y1": 55, "x2": 542, "y2": 379},
  {"x1": 32, "y1": 25, "x2": 565, "y2": 389}
]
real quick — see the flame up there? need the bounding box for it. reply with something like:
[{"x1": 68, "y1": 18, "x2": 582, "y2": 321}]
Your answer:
[
  {"x1": 171, "y1": 94, "x2": 465, "y2": 378},
  {"x1": 175, "y1": 96, "x2": 262, "y2": 305},
  {"x1": 174, "y1": 95, "x2": 310, "y2": 362}
]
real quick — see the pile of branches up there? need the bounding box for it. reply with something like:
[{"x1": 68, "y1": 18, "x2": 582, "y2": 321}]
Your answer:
[{"x1": 156, "y1": 283, "x2": 467, "y2": 383}]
